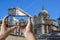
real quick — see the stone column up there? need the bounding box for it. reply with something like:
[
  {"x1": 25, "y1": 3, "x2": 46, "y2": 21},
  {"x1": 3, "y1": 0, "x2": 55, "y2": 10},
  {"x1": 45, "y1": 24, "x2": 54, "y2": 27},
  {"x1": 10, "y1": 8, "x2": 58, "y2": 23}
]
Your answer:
[
  {"x1": 50, "y1": 25, "x2": 53, "y2": 33},
  {"x1": 46, "y1": 25, "x2": 48, "y2": 33},
  {"x1": 41, "y1": 25, "x2": 45, "y2": 34}
]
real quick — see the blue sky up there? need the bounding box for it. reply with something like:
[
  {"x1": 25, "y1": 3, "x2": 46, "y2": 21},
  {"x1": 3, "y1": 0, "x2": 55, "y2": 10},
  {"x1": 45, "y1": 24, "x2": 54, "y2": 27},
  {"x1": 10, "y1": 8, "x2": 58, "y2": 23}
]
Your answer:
[{"x1": 0, "y1": 0, "x2": 60, "y2": 25}]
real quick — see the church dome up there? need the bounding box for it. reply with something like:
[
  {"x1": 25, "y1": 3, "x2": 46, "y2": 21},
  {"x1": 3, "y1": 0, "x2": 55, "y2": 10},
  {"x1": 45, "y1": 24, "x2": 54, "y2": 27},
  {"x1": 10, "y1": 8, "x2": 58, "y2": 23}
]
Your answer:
[
  {"x1": 40, "y1": 5, "x2": 48, "y2": 14},
  {"x1": 39, "y1": 6, "x2": 49, "y2": 16},
  {"x1": 40, "y1": 10, "x2": 48, "y2": 14}
]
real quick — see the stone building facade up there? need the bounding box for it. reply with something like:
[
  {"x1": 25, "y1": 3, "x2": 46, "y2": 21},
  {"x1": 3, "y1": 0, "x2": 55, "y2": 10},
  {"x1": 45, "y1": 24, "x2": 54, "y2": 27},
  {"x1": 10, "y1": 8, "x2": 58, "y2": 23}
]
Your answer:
[
  {"x1": 33, "y1": 6, "x2": 60, "y2": 39},
  {"x1": 34, "y1": 6, "x2": 56, "y2": 34}
]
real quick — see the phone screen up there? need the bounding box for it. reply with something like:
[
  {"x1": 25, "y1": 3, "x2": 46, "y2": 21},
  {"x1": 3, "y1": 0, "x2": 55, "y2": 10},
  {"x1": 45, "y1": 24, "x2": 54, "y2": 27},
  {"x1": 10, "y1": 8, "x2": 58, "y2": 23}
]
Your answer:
[{"x1": 7, "y1": 16, "x2": 28, "y2": 27}]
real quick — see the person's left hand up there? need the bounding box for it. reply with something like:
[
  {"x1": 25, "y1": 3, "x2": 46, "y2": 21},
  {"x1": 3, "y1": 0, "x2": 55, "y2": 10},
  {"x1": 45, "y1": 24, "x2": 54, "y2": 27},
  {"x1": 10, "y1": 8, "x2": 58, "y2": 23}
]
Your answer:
[{"x1": 0, "y1": 16, "x2": 17, "y2": 40}]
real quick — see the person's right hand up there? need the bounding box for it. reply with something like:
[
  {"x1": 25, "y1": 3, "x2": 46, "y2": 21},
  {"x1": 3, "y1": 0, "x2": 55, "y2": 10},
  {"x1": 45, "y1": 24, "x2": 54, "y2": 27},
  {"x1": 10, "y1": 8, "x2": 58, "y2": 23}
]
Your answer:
[
  {"x1": 18, "y1": 17, "x2": 32, "y2": 34},
  {"x1": 18, "y1": 17, "x2": 36, "y2": 40}
]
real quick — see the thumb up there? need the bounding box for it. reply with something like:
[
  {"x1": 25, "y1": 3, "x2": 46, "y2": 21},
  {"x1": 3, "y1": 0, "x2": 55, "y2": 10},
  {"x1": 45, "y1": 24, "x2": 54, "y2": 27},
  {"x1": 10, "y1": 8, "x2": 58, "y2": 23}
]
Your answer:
[{"x1": 26, "y1": 17, "x2": 32, "y2": 31}]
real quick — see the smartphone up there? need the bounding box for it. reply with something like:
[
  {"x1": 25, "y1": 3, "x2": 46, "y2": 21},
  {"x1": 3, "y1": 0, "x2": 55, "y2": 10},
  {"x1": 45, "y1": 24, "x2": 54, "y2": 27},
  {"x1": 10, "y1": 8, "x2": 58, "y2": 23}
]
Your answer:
[{"x1": 7, "y1": 7, "x2": 31, "y2": 27}]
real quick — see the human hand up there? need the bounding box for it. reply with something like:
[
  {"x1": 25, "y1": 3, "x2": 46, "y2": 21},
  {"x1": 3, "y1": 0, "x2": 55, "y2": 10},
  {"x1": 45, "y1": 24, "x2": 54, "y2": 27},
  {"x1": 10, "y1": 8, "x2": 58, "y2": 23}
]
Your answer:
[
  {"x1": 18, "y1": 17, "x2": 33, "y2": 33},
  {"x1": 0, "y1": 16, "x2": 17, "y2": 40},
  {"x1": 18, "y1": 17, "x2": 36, "y2": 40}
]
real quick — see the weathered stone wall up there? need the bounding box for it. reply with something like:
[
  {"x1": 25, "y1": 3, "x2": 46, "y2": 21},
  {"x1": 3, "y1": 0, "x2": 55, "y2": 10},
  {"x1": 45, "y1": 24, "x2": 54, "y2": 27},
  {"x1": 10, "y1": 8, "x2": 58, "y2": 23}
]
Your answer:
[{"x1": 6, "y1": 35, "x2": 26, "y2": 40}]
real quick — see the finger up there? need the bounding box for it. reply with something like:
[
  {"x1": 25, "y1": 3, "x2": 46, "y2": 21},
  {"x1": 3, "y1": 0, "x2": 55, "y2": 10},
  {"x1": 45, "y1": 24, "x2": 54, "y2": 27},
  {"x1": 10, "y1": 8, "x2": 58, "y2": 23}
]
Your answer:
[
  {"x1": 18, "y1": 26, "x2": 26, "y2": 30},
  {"x1": 2, "y1": 15, "x2": 8, "y2": 24},
  {"x1": 0, "y1": 26, "x2": 17, "y2": 39},
  {"x1": 3, "y1": 16, "x2": 8, "y2": 21},
  {"x1": 26, "y1": 17, "x2": 32, "y2": 31},
  {"x1": 5, "y1": 26, "x2": 17, "y2": 34},
  {"x1": 1, "y1": 16, "x2": 9, "y2": 32},
  {"x1": 1, "y1": 23, "x2": 9, "y2": 32},
  {"x1": 17, "y1": 26, "x2": 26, "y2": 33}
]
